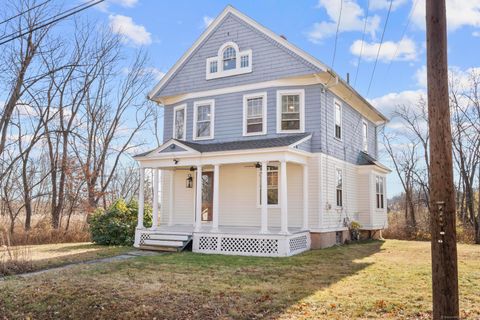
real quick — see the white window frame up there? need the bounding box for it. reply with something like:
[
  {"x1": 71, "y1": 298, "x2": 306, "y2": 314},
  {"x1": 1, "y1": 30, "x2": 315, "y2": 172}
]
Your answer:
[
  {"x1": 172, "y1": 104, "x2": 187, "y2": 140},
  {"x1": 335, "y1": 167, "x2": 343, "y2": 208},
  {"x1": 243, "y1": 92, "x2": 267, "y2": 136},
  {"x1": 376, "y1": 176, "x2": 385, "y2": 209},
  {"x1": 334, "y1": 99, "x2": 343, "y2": 141},
  {"x1": 205, "y1": 41, "x2": 252, "y2": 80},
  {"x1": 256, "y1": 164, "x2": 280, "y2": 208},
  {"x1": 276, "y1": 89, "x2": 305, "y2": 134},
  {"x1": 193, "y1": 99, "x2": 215, "y2": 141},
  {"x1": 362, "y1": 119, "x2": 368, "y2": 153}
]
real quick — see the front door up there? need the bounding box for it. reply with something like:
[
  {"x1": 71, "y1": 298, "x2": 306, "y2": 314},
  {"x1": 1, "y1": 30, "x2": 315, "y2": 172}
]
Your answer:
[{"x1": 201, "y1": 172, "x2": 214, "y2": 221}]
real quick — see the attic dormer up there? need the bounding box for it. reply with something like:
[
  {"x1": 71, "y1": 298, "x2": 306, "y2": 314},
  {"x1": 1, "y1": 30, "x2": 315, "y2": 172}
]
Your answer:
[{"x1": 205, "y1": 41, "x2": 252, "y2": 80}]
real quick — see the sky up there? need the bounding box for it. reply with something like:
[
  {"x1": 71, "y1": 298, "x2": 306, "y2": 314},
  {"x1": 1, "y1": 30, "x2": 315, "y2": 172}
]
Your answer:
[{"x1": 71, "y1": 0, "x2": 480, "y2": 197}]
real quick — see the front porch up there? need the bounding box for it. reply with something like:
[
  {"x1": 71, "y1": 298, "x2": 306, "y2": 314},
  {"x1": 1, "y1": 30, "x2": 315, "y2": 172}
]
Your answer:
[
  {"x1": 136, "y1": 225, "x2": 310, "y2": 257},
  {"x1": 133, "y1": 136, "x2": 313, "y2": 257}
]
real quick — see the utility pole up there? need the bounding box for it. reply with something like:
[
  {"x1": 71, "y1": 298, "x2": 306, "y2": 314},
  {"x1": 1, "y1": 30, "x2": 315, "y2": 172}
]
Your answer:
[{"x1": 426, "y1": 1, "x2": 459, "y2": 319}]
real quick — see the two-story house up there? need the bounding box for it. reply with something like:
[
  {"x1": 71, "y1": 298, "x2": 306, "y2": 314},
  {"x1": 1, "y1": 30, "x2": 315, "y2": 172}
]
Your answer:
[{"x1": 133, "y1": 5, "x2": 390, "y2": 257}]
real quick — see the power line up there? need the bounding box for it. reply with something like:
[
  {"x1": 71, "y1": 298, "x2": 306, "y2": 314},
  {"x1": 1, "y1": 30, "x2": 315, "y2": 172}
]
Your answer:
[
  {"x1": 366, "y1": 0, "x2": 393, "y2": 96},
  {"x1": 0, "y1": 0, "x2": 52, "y2": 26},
  {"x1": 353, "y1": 0, "x2": 370, "y2": 88},
  {"x1": 331, "y1": 0, "x2": 343, "y2": 68},
  {"x1": 0, "y1": 0, "x2": 104, "y2": 46},
  {"x1": 384, "y1": 0, "x2": 419, "y2": 83}
]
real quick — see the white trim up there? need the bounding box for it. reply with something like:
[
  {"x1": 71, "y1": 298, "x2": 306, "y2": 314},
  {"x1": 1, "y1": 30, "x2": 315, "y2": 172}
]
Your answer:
[
  {"x1": 334, "y1": 98, "x2": 343, "y2": 141},
  {"x1": 206, "y1": 41, "x2": 252, "y2": 80},
  {"x1": 362, "y1": 119, "x2": 368, "y2": 153},
  {"x1": 243, "y1": 92, "x2": 267, "y2": 136},
  {"x1": 148, "y1": 139, "x2": 200, "y2": 157},
  {"x1": 172, "y1": 104, "x2": 187, "y2": 140},
  {"x1": 148, "y1": 5, "x2": 328, "y2": 100},
  {"x1": 193, "y1": 99, "x2": 215, "y2": 140},
  {"x1": 276, "y1": 89, "x2": 305, "y2": 134}
]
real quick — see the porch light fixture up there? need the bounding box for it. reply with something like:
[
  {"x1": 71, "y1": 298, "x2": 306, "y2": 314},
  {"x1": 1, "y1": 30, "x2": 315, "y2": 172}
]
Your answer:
[
  {"x1": 186, "y1": 174, "x2": 193, "y2": 188},
  {"x1": 173, "y1": 158, "x2": 179, "y2": 164},
  {"x1": 255, "y1": 162, "x2": 261, "y2": 168}
]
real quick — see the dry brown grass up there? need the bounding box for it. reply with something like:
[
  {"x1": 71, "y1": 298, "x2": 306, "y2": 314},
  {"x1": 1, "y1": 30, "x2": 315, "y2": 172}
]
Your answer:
[
  {"x1": 0, "y1": 240, "x2": 479, "y2": 319},
  {"x1": 1, "y1": 214, "x2": 90, "y2": 246},
  {"x1": 384, "y1": 210, "x2": 476, "y2": 243}
]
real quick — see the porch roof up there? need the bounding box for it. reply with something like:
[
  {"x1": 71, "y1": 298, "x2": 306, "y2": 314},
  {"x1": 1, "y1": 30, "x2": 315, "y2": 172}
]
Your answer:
[
  {"x1": 358, "y1": 151, "x2": 391, "y2": 173},
  {"x1": 134, "y1": 133, "x2": 311, "y2": 157}
]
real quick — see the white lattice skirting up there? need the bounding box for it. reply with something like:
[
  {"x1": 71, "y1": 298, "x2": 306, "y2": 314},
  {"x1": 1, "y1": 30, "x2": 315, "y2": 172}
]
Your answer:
[{"x1": 193, "y1": 232, "x2": 311, "y2": 257}]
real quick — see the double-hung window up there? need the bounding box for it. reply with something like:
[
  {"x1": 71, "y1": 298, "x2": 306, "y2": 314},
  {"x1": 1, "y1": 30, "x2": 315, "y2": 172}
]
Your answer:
[
  {"x1": 258, "y1": 165, "x2": 279, "y2": 206},
  {"x1": 362, "y1": 120, "x2": 368, "y2": 152},
  {"x1": 243, "y1": 92, "x2": 267, "y2": 136},
  {"x1": 376, "y1": 176, "x2": 385, "y2": 209},
  {"x1": 223, "y1": 46, "x2": 236, "y2": 70},
  {"x1": 193, "y1": 100, "x2": 214, "y2": 140},
  {"x1": 336, "y1": 168, "x2": 343, "y2": 207},
  {"x1": 334, "y1": 100, "x2": 342, "y2": 140},
  {"x1": 173, "y1": 104, "x2": 186, "y2": 140},
  {"x1": 277, "y1": 89, "x2": 305, "y2": 133}
]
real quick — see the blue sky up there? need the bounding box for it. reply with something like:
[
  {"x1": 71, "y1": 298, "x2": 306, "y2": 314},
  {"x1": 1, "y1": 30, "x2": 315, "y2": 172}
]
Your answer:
[{"x1": 81, "y1": 0, "x2": 480, "y2": 197}]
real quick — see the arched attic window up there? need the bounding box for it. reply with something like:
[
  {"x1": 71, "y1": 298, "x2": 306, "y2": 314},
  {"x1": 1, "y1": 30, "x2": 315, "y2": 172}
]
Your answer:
[
  {"x1": 206, "y1": 41, "x2": 252, "y2": 80},
  {"x1": 223, "y1": 46, "x2": 236, "y2": 70}
]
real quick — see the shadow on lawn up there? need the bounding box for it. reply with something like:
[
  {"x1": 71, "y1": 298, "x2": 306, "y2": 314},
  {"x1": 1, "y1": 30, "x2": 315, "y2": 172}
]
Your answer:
[{"x1": 124, "y1": 240, "x2": 386, "y2": 319}]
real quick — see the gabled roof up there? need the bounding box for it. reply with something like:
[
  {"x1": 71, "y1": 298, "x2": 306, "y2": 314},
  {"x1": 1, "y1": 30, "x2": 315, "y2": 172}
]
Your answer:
[
  {"x1": 134, "y1": 133, "x2": 311, "y2": 158},
  {"x1": 148, "y1": 5, "x2": 329, "y2": 100},
  {"x1": 147, "y1": 5, "x2": 388, "y2": 124}
]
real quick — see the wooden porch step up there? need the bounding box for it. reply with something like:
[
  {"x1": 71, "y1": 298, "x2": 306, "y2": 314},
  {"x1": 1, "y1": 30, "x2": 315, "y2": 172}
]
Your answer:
[
  {"x1": 143, "y1": 239, "x2": 184, "y2": 247},
  {"x1": 148, "y1": 234, "x2": 190, "y2": 241},
  {"x1": 138, "y1": 245, "x2": 179, "y2": 252}
]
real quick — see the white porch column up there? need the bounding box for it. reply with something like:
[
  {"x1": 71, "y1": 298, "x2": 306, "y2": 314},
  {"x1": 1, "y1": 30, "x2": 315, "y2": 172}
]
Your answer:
[
  {"x1": 137, "y1": 167, "x2": 145, "y2": 229},
  {"x1": 194, "y1": 165, "x2": 203, "y2": 232},
  {"x1": 260, "y1": 161, "x2": 268, "y2": 233},
  {"x1": 303, "y1": 164, "x2": 309, "y2": 230},
  {"x1": 151, "y1": 168, "x2": 159, "y2": 230},
  {"x1": 168, "y1": 170, "x2": 175, "y2": 226},
  {"x1": 280, "y1": 160, "x2": 289, "y2": 234},
  {"x1": 212, "y1": 164, "x2": 220, "y2": 231}
]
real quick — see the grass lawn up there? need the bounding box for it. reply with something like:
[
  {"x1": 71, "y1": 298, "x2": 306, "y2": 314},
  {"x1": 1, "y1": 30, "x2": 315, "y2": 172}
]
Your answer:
[
  {"x1": 0, "y1": 240, "x2": 479, "y2": 319},
  {"x1": 0, "y1": 242, "x2": 131, "y2": 275}
]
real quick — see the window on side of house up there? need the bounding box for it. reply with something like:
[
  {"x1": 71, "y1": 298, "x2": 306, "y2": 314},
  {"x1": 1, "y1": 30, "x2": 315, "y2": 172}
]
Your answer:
[
  {"x1": 362, "y1": 120, "x2": 368, "y2": 152},
  {"x1": 240, "y1": 55, "x2": 249, "y2": 68},
  {"x1": 336, "y1": 168, "x2": 343, "y2": 207},
  {"x1": 223, "y1": 46, "x2": 236, "y2": 70},
  {"x1": 173, "y1": 104, "x2": 186, "y2": 140},
  {"x1": 243, "y1": 92, "x2": 266, "y2": 136},
  {"x1": 193, "y1": 100, "x2": 214, "y2": 140},
  {"x1": 277, "y1": 90, "x2": 304, "y2": 133},
  {"x1": 335, "y1": 101, "x2": 342, "y2": 140},
  {"x1": 209, "y1": 61, "x2": 218, "y2": 73},
  {"x1": 376, "y1": 176, "x2": 385, "y2": 209},
  {"x1": 258, "y1": 165, "x2": 279, "y2": 206}
]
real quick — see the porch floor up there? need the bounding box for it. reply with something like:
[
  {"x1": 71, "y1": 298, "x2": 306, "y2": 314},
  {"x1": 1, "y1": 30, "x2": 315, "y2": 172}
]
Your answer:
[{"x1": 149, "y1": 224, "x2": 306, "y2": 236}]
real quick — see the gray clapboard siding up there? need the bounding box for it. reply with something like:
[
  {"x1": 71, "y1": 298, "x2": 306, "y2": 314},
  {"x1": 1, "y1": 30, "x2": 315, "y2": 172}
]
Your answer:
[
  {"x1": 163, "y1": 84, "x2": 377, "y2": 165},
  {"x1": 155, "y1": 13, "x2": 321, "y2": 98},
  {"x1": 158, "y1": 144, "x2": 187, "y2": 153}
]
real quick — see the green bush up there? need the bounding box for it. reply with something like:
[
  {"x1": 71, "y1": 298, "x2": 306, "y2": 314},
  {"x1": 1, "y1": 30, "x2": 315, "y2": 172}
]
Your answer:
[{"x1": 88, "y1": 199, "x2": 152, "y2": 246}]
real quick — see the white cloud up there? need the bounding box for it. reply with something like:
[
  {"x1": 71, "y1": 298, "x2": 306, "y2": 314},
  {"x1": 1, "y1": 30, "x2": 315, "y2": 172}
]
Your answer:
[
  {"x1": 350, "y1": 37, "x2": 417, "y2": 62},
  {"x1": 308, "y1": 0, "x2": 381, "y2": 43},
  {"x1": 145, "y1": 67, "x2": 165, "y2": 81},
  {"x1": 415, "y1": 65, "x2": 427, "y2": 87},
  {"x1": 370, "y1": 89, "x2": 425, "y2": 117},
  {"x1": 370, "y1": 0, "x2": 408, "y2": 11},
  {"x1": 203, "y1": 16, "x2": 214, "y2": 28},
  {"x1": 109, "y1": 14, "x2": 152, "y2": 46},
  {"x1": 95, "y1": 0, "x2": 139, "y2": 12},
  {"x1": 473, "y1": 31, "x2": 480, "y2": 37},
  {"x1": 411, "y1": 0, "x2": 480, "y2": 31}
]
